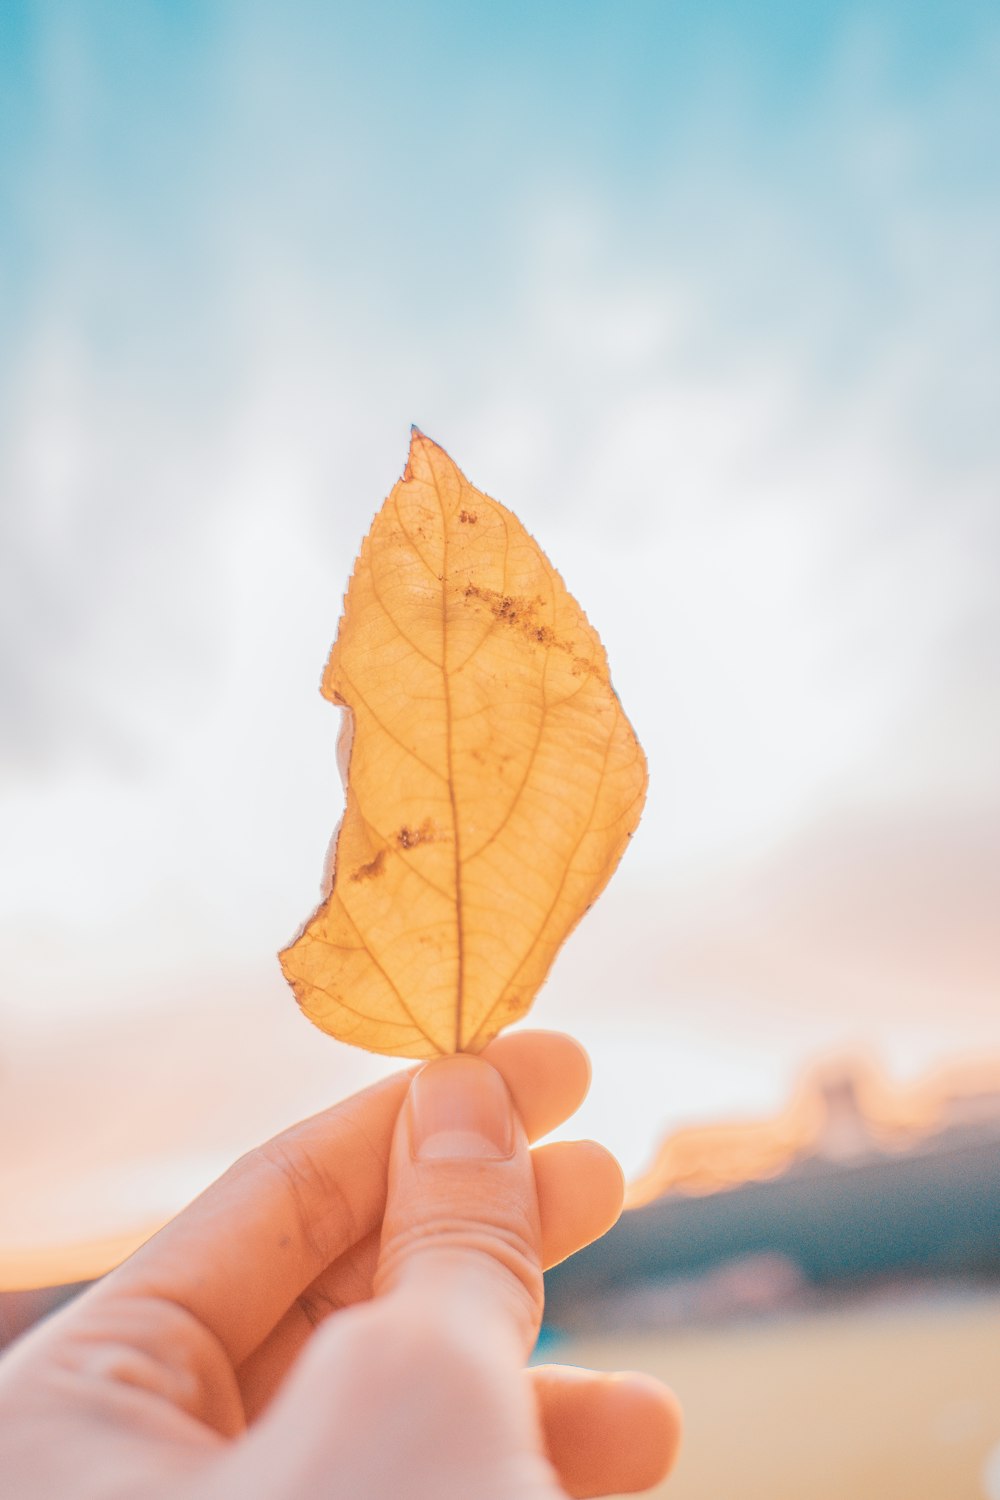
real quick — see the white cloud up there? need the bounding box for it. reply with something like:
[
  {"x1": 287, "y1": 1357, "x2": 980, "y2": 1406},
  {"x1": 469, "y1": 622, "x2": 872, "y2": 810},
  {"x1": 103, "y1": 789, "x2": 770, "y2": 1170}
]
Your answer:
[{"x1": 1, "y1": 6, "x2": 998, "y2": 1195}]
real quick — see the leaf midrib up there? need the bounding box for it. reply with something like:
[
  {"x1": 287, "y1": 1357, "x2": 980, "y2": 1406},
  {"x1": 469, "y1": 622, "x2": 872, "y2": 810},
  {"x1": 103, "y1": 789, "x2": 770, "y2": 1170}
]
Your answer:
[{"x1": 428, "y1": 460, "x2": 466, "y2": 1053}]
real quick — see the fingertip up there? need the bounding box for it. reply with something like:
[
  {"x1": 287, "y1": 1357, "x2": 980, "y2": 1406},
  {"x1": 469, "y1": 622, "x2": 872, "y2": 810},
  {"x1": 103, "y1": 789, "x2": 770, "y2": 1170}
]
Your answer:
[
  {"x1": 533, "y1": 1364, "x2": 682, "y2": 1497},
  {"x1": 536, "y1": 1030, "x2": 593, "y2": 1097},
  {"x1": 603, "y1": 1371, "x2": 684, "y2": 1489},
  {"x1": 482, "y1": 1030, "x2": 592, "y2": 1142},
  {"x1": 534, "y1": 1139, "x2": 625, "y2": 1269},
  {"x1": 581, "y1": 1138, "x2": 626, "y2": 1212}
]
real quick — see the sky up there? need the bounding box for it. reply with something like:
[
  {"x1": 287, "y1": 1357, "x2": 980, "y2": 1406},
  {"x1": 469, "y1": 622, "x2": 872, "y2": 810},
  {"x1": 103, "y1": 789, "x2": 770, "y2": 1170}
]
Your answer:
[{"x1": 1, "y1": 0, "x2": 999, "y2": 1270}]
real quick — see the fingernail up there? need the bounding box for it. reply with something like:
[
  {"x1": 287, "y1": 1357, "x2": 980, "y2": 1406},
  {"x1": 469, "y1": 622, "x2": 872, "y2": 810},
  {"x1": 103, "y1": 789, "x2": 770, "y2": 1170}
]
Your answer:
[{"x1": 409, "y1": 1056, "x2": 515, "y2": 1161}]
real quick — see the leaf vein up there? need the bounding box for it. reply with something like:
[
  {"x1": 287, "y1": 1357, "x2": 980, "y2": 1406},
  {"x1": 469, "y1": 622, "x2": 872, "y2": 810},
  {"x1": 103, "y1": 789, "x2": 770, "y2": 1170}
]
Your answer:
[{"x1": 464, "y1": 704, "x2": 622, "y2": 1050}]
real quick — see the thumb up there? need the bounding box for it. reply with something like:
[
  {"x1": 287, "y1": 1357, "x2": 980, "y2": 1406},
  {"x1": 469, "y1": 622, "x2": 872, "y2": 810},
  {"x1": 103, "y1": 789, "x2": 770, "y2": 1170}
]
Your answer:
[{"x1": 375, "y1": 1054, "x2": 544, "y2": 1359}]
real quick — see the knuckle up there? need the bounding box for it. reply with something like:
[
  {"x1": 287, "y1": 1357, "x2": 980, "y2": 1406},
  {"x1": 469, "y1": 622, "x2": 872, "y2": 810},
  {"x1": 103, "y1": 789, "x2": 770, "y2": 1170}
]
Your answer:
[
  {"x1": 51, "y1": 1299, "x2": 228, "y2": 1420},
  {"x1": 255, "y1": 1134, "x2": 359, "y2": 1267},
  {"x1": 378, "y1": 1215, "x2": 543, "y2": 1323},
  {"x1": 296, "y1": 1280, "x2": 348, "y2": 1329}
]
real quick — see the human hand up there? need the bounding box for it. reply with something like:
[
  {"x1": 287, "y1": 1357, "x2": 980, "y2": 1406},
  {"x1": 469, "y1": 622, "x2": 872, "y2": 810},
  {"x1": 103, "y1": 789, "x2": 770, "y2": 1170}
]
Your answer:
[{"x1": 0, "y1": 1031, "x2": 680, "y2": 1498}]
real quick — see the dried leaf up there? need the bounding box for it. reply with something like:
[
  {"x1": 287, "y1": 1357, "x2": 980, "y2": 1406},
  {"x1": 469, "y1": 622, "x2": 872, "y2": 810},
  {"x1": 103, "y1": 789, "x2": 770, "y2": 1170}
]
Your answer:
[{"x1": 280, "y1": 430, "x2": 647, "y2": 1057}]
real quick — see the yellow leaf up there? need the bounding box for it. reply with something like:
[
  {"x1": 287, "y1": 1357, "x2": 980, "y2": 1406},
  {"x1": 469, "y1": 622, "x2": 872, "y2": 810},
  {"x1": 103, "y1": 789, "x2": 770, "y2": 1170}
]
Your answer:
[{"x1": 280, "y1": 430, "x2": 647, "y2": 1057}]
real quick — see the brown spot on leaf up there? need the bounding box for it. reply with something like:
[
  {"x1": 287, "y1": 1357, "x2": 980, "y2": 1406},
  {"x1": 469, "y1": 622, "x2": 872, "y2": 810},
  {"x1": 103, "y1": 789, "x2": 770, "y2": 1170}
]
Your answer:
[
  {"x1": 463, "y1": 581, "x2": 602, "y2": 679},
  {"x1": 458, "y1": 509, "x2": 477, "y2": 524},
  {"x1": 352, "y1": 849, "x2": 386, "y2": 882},
  {"x1": 463, "y1": 581, "x2": 543, "y2": 628},
  {"x1": 396, "y1": 819, "x2": 437, "y2": 850}
]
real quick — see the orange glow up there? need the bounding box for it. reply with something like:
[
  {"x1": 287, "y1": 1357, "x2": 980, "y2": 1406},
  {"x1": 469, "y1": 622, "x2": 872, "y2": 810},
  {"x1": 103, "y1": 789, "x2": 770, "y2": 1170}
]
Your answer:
[
  {"x1": 5, "y1": 1050, "x2": 1000, "y2": 1291},
  {"x1": 0, "y1": 1226, "x2": 156, "y2": 1293},
  {"x1": 626, "y1": 1055, "x2": 1000, "y2": 1208}
]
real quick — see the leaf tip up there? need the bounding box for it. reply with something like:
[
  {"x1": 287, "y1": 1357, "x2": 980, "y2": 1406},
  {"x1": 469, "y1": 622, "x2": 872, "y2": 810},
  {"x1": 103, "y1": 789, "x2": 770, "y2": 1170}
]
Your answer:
[
  {"x1": 404, "y1": 423, "x2": 449, "y2": 482},
  {"x1": 407, "y1": 424, "x2": 449, "y2": 456},
  {"x1": 404, "y1": 423, "x2": 426, "y2": 480}
]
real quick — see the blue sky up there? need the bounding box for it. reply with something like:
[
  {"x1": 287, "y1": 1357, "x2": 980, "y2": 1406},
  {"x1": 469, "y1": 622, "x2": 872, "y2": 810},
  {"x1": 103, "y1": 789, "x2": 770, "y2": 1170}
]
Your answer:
[
  {"x1": 1, "y1": 1, "x2": 999, "y2": 1224},
  {"x1": 4, "y1": 1, "x2": 998, "y2": 371}
]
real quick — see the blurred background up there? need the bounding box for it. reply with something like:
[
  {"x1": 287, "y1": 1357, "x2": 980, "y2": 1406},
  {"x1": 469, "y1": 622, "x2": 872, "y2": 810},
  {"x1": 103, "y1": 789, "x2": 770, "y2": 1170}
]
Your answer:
[{"x1": 2, "y1": 1, "x2": 999, "y2": 1494}]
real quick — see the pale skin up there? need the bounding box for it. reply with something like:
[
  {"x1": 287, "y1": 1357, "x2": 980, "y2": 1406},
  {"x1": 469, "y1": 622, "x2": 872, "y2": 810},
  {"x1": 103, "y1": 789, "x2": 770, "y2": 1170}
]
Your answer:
[{"x1": 0, "y1": 1030, "x2": 681, "y2": 1499}]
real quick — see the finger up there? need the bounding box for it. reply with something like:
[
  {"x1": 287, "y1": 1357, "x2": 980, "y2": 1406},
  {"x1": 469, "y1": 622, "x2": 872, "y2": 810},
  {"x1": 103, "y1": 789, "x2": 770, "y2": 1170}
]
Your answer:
[
  {"x1": 375, "y1": 1055, "x2": 542, "y2": 1356},
  {"x1": 237, "y1": 1227, "x2": 381, "y2": 1419},
  {"x1": 532, "y1": 1364, "x2": 682, "y2": 1497},
  {"x1": 532, "y1": 1140, "x2": 623, "y2": 1269},
  {"x1": 485, "y1": 1028, "x2": 591, "y2": 1140},
  {"x1": 238, "y1": 1137, "x2": 622, "y2": 1416},
  {"x1": 98, "y1": 1030, "x2": 588, "y2": 1366}
]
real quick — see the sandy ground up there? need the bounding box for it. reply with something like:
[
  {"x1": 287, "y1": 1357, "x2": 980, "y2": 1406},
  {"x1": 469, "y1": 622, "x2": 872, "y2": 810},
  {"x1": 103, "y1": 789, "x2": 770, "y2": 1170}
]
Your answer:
[{"x1": 554, "y1": 1288, "x2": 1000, "y2": 1499}]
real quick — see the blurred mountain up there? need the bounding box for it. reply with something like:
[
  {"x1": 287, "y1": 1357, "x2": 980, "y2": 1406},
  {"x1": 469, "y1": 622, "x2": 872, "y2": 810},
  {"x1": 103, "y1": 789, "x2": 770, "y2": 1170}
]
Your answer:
[{"x1": 546, "y1": 1057, "x2": 1000, "y2": 1331}]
